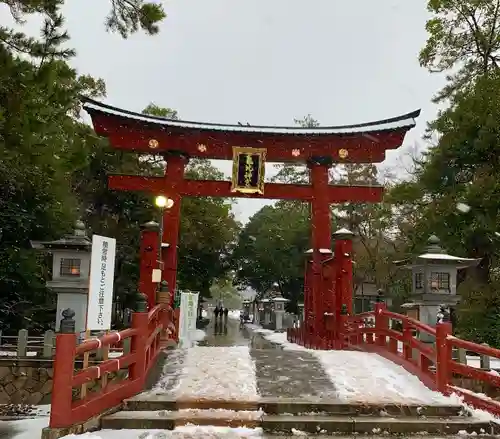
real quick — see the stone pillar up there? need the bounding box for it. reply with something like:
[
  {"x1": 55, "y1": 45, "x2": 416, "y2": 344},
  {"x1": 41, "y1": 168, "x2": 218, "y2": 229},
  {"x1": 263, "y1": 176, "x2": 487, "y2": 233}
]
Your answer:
[
  {"x1": 263, "y1": 300, "x2": 271, "y2": 326},
  {"x1": 272, "y1": 298, "x2": 288, "y2": 332},
  {"x1": 140, "y1": 221, "x2": 159, "y2": 310},
  {"x1": 298, "y1": 303, "x2": 304, "y2": 325},
  {"x1": 254, "y1": 301, "x2": 261, "y2": 324}
]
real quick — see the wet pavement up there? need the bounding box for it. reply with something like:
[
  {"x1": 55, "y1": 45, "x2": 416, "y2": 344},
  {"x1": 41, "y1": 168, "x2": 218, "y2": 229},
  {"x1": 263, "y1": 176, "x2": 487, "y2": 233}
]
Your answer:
[{"x1": 198, "y1": 314, "x2": 338, "y2": 399}]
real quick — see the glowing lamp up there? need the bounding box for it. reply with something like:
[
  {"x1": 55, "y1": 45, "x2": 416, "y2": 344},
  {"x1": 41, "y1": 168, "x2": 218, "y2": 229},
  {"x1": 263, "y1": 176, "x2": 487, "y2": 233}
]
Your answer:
[{"x1": 155, "y1": 195, "x2": 174, "y2": 209}]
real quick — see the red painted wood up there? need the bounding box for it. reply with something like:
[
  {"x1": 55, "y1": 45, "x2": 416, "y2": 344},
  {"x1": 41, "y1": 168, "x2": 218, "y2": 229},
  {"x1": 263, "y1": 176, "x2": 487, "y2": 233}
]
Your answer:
[
  {"x1": 90, "y1": 112, "x2": 408, "y2": 163},
  {"x1": 139, "y1": 226, "x2": 159, "y2": 310},
  {"x1": 448, "y1": 386, "x2": 500, "y2": 416},
  {"x1": 108, "y1": 175, "x2": 384, "y2": 202},
  {"x1": 49, "y1": 303, "x2": 172, "y2": 429},
  {"x1": 309, "y1": 163, "x2": 332, "y2": 337},
  {"x1": 160, "y1": 155, "x2": 187, "y2": 296},
  {"x1": 49, "y1": 334, "x2": 77, "y2": 428},
  {"x1": 435, "y1": 322, "x2": 452, "y2": 393}
]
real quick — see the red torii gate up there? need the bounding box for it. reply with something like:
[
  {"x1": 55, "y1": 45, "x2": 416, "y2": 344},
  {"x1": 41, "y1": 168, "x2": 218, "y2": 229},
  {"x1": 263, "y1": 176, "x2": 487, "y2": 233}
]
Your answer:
[{"x1": 83, "y1": 99, "x2": 419, "y2": 338}]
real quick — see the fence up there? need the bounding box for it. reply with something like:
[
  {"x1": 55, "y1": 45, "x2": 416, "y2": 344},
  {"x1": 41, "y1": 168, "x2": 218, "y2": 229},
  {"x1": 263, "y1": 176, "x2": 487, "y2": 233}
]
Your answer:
[
  {"x1": 288, "y1": 302, "x2": 500, "y2": 416},
  {"x1": 49, "y1": 302, "x2": 174, "y2": 429},
  {"x1": 0, "y1": 329, "x2": 55, "y2": 358}
]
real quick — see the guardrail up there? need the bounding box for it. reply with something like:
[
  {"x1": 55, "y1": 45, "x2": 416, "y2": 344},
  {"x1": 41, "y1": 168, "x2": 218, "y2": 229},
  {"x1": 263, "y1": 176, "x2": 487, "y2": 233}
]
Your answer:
[
  {"x1": 49, "y1": 302, "x2": 172, "y2": 428},
  {"x1": 288, "y1": 302, "x2": 500, "y2": 416},
  {"x1": 0, "y1": 329, "x2": 55, "y2": 358}
]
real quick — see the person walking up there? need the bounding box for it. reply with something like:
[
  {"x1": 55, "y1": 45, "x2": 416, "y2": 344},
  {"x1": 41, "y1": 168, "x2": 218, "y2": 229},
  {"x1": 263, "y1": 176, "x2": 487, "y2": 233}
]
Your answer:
[{"x1": 223, "y1": 307, "x2": 229, "y2": 327}]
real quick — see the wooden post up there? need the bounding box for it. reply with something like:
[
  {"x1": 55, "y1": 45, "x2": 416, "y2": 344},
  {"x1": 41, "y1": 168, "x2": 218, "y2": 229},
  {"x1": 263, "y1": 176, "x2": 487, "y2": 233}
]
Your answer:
[
  {"x1": 49, "y1": 333, "x2": 77, "y2": 428},
  {"x1": 374, "y1": 302, "x2": 388, "y2": 347},
  {"x1": 129, "y1": 310, "x2": 149, "y2": 384},
  {"x1": 139, "y1": 221, "x2": 160, "y2": 310},
  {"x1": 435, "y1": 321, "x2": 452, "y2": 393}
]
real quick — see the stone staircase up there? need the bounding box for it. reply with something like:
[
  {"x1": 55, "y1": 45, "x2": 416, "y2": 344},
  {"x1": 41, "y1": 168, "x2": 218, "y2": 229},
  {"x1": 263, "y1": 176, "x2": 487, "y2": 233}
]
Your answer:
[{"x1": 100, "y1": 394, "x2": 499, "y2": 435}]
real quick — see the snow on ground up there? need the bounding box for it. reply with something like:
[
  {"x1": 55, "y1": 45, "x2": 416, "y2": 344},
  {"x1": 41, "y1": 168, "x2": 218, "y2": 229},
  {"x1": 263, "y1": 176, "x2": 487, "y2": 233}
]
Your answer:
[
  {"x1": 228, "y1": 310, "x2": 240, "y2": 320},
  {"x1": 61, "y1": 427, "x2": 263, "y2": 438},
  {"x1": 251, "y1": 328, "x2": 457, "y2": 405},
  {"x1": 192, "y1": 329, "x2": 207, "y2": 343},
  {"x1": 155, "y1": 346, "x2": 259, "y2": 401},
  {"x1": 3, "y1": 417, "x2": 263, "y2": 439}
]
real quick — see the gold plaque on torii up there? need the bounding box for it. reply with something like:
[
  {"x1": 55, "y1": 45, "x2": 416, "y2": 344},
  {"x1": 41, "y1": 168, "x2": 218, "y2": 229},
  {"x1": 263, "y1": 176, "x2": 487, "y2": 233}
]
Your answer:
[{"x1": 231, "y1": 146, "x2": 267, "y2": 194}]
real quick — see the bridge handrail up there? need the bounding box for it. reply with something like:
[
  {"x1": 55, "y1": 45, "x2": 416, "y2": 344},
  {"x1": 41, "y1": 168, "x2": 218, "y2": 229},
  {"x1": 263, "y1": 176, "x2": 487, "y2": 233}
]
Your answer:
[
  {"x1": 49, "y1": 302, "x2": 171, "y2": 429},
  {"x1": 344, "y1": 304, "x2": 500, "y2": 416}
]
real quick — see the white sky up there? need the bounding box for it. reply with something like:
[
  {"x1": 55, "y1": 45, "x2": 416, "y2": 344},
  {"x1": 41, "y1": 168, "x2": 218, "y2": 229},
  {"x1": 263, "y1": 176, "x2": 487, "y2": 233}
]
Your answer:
[{"x1": 1, "y1": 0, "x2": 446, "y2": 223}]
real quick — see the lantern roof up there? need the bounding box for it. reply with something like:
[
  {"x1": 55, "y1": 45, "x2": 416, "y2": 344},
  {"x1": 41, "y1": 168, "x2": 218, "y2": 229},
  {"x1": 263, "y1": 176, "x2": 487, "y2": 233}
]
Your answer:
[
  {"x1": 394, "y1": 235, "x2": 480, "y2": 269},
  {"x1": 31, "y1": 221, "x2": 91, "y2": 251}
]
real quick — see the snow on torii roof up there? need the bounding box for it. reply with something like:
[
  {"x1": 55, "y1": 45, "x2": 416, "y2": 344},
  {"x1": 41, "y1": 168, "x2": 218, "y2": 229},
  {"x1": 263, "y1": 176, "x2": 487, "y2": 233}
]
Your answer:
[{"x1": 83, "y1": 98, "x2": 421, "y2": 136}]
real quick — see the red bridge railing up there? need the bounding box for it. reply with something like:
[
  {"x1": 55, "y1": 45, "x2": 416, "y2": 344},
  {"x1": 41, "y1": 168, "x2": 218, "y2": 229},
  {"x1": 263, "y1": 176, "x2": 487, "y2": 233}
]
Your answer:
[
  {"x1": 288, "y1": 302, "x2": 500, "y2": 416},
  {"x1": 49, "y1": 302, "x2": 174, "y2": 429}
]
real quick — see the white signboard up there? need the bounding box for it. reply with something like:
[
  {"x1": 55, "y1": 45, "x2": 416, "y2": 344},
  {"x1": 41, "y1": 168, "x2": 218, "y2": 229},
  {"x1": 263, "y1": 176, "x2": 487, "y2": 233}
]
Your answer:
[
  {"x1": 178, "y1": 292, "x2": 199, "y2": 348},
  {"x1": 87, "y1": 235, "x2": 116, "y2": 331}
]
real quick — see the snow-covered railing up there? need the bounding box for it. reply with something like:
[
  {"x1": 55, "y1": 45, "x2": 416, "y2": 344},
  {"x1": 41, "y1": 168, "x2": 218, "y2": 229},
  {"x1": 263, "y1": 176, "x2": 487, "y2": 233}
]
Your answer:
[
  {"x1": 446, "y1": 335, "x2": 500, "y2": 415},
  {"x1": 49, "y1": 302, "x2": 173, "y2": 429},
  {"x1": 346, "y1": 303, "x2": 500, "y2": 416}
]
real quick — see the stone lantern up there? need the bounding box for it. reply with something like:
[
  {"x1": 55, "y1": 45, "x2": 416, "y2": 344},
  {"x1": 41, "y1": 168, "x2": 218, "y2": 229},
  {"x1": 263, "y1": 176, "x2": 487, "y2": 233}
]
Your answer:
[
  {"x1": 271, "y1": 291, "x2": 289, "y2": 332},
  {"x1": 242, "y1": 299, "x2": 251, "y2": 321},
  {"x1": 297, "y1": 303, "x2": 305, "y2": 325},
  {"x1": 396, "y1": 235, "x2": 480, "y2": 341},
  {"x1": 31, "y1": 221, "x2": 92, "y2": 336}
]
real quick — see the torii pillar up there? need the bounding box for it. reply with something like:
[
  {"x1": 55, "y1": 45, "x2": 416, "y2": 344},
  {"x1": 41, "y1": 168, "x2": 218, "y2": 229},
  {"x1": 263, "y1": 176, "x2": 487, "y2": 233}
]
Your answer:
[{"x1": 308, "y1": 158, "x2": 334, "y2": 337}]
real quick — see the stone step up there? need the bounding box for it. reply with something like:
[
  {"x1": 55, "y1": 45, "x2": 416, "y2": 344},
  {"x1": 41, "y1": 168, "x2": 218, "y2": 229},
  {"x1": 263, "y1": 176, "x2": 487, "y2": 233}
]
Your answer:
[
  {"x1": 124, "y1": 395, "x2": 463, "y2": 418},
  {"x1": 261, "y1": 415, "x2": 495, "y2": 435},
  {"x1": 102, "y1": 409, "x2": 494, "y2": 435},
  {"x1": 101, "y1": 409, "x2": 261, "y2": 430}
]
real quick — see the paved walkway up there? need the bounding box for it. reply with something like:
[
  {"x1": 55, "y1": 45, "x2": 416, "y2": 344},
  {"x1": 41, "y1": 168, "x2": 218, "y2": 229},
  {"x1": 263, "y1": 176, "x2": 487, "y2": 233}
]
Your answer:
[
  {"x1": 250, "y1": 338, "x2": 337, "y2": 399},
  {"x1": 156, "y1": 313, "x2": 338, "y2": 400}
]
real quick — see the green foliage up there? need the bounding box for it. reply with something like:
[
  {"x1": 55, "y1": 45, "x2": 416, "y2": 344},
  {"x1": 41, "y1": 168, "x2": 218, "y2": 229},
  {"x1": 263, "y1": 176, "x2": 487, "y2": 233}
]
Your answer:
[
  {"x1": 1, "y1": 0, "x2": 167, "y2": 55},
  {"x1": 457, "y1": 278, "x2": 500, "y2": 347},
  {"x1": 0, "y1": 35, "x2": 104, "y2": 331},
  {"x1": 420, "y1": 0, "x2": 500, "y2": 102},
  {"x1": 142, "y1": 103, "x2": 178, "y2": 119},
  {"x1": 178, "y1": 160, "x2": 240, "y2": 297},
  {"x1": 232, "y1": 202, "x2": 310, "y2": 309},
  {"x1": 0, "y1": 1, "x2": 239, "y2": 332}
]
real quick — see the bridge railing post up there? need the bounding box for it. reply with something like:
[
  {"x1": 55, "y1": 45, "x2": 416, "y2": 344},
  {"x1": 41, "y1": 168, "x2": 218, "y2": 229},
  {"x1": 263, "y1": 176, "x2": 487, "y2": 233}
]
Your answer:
[
  {"x1": 374, "y1": 302, "x2": 388, "y2": 347},
  {"x1": 49, "y1": 327, "x2": 77, "y2": 428},
  {"x1": 435, "y1": 321, "x2": 452, "y2": 393},
  {"x1": 129, "y1": 298, "x2": 149, "y2": 384}
]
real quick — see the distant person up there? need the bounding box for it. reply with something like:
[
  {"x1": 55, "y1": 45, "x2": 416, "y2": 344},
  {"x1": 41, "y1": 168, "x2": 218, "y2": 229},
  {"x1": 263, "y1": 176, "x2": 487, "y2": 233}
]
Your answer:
[
  {"x1": 223, "y1": 307, "x2": 229, "y2": 325},
  {"x1": 214, "y1": 306, "x2": 220, "y2": 320}
]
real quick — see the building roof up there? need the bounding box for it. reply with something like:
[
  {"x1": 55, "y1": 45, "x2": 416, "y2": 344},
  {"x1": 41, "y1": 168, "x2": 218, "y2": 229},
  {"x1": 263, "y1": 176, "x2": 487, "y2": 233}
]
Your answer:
[{"x1": 83, "y1": 98, "x2": 421, "y2": 136}]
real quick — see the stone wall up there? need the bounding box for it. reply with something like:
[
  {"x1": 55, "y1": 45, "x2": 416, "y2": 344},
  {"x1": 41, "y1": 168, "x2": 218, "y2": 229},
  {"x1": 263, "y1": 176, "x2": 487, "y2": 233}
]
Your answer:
[
  {"x1": 0, "y1": 358, "x2": 128, "y2": 405},
  {"x1": 0, "y1": 359, "x2": 54, "y2": 405}
]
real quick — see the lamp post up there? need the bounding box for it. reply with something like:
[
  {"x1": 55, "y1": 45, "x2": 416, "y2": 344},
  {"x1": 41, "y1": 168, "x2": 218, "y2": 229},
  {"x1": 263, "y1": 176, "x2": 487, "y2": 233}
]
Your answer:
[{"x1": 154, "y1": 195, "x2": 174, "y2": 268}]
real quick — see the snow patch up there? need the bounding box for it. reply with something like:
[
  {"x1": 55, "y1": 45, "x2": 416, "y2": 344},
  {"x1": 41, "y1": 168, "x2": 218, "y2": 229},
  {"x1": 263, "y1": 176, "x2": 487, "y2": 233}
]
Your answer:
[
  {"x1": 228, "y1": 310, "x2": 241, "y2": 320},
  {"x1": 63, "y1": 426, "x2": 263, "y2": 438},
  {"x1": 156, "y1": 346, "x2": 259, "y2": 401},
  {"x1": 250, "y1": 328, "x2": 455, "y2": 405}
]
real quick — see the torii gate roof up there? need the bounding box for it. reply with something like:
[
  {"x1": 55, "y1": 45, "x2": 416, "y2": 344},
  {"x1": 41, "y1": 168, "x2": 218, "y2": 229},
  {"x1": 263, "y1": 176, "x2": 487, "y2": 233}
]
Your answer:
[{"x1": 83, "y1": 99, "x2": 420, "y2": 163}]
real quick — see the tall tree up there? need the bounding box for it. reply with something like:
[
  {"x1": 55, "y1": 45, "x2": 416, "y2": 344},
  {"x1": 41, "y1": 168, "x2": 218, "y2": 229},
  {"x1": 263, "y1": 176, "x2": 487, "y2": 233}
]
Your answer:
[
  {"x1": 232, "y1": 202, "x2": 310, "y2": 309},
  {"x1": 420, "y1": 0, "x2": 500, "y2": 102}
]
